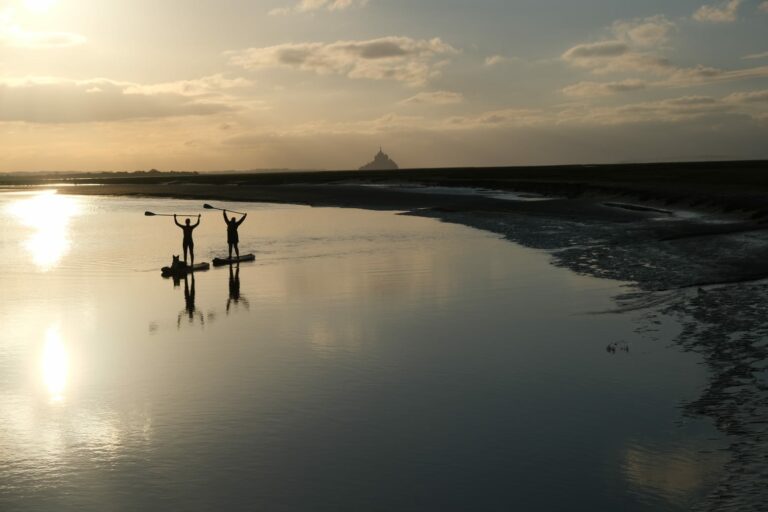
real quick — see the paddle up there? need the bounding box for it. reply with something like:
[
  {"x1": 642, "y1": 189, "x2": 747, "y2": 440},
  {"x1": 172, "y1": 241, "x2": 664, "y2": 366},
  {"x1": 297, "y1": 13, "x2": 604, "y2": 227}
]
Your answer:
[
  {"x1": 144, "y1": 211, "x2": 198, "y2": 217},
  {"x1": 203, "y1": 203, "x2": 246, "y2": 216}
]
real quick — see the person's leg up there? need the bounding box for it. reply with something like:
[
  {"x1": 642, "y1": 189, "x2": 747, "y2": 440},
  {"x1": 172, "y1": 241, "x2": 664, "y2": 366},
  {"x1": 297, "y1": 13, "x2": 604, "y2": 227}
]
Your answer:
[
  {"x1": 234, "y1": 243, "x2": 239, "y2": 259},
  {"x1": 190, "y1": 244, "x2": 195, "y2": 267},
  {"x1": 183, "y1": 243, "x2": 189, "y2": 264},
  {"x1": 228, "y1": 243, "x2": 233, "y2": 260}
]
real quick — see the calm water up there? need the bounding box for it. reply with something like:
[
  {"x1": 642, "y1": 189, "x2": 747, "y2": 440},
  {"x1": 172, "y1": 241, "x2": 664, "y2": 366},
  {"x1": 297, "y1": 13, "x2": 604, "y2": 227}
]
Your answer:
[{"x1": 0, "y1": 190, "x2": 723, "y2": 511}]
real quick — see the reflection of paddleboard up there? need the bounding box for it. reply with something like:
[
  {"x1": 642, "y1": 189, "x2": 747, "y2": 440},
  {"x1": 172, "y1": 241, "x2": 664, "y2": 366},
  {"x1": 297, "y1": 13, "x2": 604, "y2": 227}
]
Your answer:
[
  {"x1": 161, "y1": 262, "x2": 210, "y2": 277},
  {"x1": 212, "y1": 254, "x2": 256, "y2": 267}
]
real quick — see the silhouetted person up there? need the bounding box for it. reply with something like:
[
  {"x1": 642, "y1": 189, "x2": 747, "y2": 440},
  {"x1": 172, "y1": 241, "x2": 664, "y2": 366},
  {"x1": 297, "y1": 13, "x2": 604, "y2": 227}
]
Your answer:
[
  {"x1": 175, "y1": 214, "x2": 201, "y2": 266},
  {"x1": 223, "y1": 210, "x2": 247, "y2": 259}
]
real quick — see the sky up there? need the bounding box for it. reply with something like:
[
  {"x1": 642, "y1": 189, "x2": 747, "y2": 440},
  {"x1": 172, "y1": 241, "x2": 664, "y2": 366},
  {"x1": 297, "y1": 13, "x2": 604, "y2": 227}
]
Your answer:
[{"x1": 0, "y1": 0, "x2": 767, "y2": 172}]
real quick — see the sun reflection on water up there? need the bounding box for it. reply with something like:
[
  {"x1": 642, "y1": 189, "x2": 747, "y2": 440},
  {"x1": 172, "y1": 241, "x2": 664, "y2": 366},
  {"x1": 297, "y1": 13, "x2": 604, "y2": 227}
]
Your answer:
[
  {"x1": 5, "y1": 190, "x2": 81, "y2": 271},
  {"x1": 42, "y1": 327, "x2": 68, "y2": 402}
]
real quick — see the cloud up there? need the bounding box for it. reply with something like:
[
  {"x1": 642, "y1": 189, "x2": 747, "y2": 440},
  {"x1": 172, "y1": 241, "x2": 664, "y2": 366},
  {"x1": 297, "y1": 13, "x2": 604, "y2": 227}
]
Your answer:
[
  {"x1": 444, "y1": 108, "x2": 552, "y2": 130},
  {"x1": 0, "y1": 5, "x2": 86, "y2": 48},
  {"x1": 123, "y1": 74, "x2": 253, "y2": 96},
  {"x1": 664, "y1": 64, "x2": 768, "y2": 86},
  {"x1": 612, "y1": 15, "x2": 676, "y2": 47},
  {"x1": 693, "y1": 0, "x2": 742, "y2": 23},
  {"x1": 743, "y1": 51, "x2": 768, "y2": 60},
  {"x1": 446, "y1": 87, "x2": 768, "y2": 129},
  {"x1": 561, "y1": 40, "x2": 671, "y2": 75},
  {"x1": 562, "y1": 79, "x2": 648, "y2": 97},
  {"x1": 533, "y1": 96, "x2": 732, "y2": 127},
  {"x1": 725, "y1": 89, "x2": 768, "y2": 103},
  {"x1": 562, "y1": 40, "x2": 629, "y2": 60},
  {"x1": 269, "y1": 0, "x2": 368, "y2": 16},
  {"x1": 399, "y1": 90, "x2": 463, "y2": 105},
  {"x1": 229, "y1": 36, "x2": 458, "y2": 86},
  {"x1": 484, "y1": 55, "x2": 519, "y2": 67},
  {"x1": 0, "y1": 76, "x2": 239, "y2": 123},
  {"x1": 562, "y1": 24, "x2": 768, "y2": 90},
  {"x1": 0, "y1": 26, "x2": 86, "y2": 48},
  {"x1": 561, "y1": 65, "x2": 768, "y2": 96}
]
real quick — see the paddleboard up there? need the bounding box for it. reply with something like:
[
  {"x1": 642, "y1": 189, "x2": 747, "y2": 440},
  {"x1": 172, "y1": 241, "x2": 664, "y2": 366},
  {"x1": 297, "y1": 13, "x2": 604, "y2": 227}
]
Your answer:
[
  {"x1": 161, "y1": 262, "x2": 211, "y2": 277},
  {"x1": 212, "y1": 254, "x2": 256, "y2": 267}
]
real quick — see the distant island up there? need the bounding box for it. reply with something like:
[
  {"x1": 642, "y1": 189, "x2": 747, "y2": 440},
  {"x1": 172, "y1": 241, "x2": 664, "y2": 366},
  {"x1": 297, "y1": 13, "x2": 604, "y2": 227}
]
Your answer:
[{"x1": 359, "y1": 148, "x2": 399, "y2": 171}]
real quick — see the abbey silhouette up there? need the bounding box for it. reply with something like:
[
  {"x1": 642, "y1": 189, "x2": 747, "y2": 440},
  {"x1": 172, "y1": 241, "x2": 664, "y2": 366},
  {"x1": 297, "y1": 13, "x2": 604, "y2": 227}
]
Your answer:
[{"x1": 359, "y1": 147, "x2": 399, "y2": 171}]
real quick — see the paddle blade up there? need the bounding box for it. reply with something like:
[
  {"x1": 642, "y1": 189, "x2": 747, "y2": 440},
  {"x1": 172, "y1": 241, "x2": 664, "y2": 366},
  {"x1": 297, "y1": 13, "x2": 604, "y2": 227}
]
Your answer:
[
  {"x1": 203, "y1": 203, "x2": 214, "y2": 209},
  {"x1": 144, "y1": 211, "x2": 156, "y2": 216}
]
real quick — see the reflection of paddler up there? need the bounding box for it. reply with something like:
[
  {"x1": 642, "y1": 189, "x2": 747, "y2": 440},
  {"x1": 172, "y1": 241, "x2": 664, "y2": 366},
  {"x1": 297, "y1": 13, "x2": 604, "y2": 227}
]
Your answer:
[
  {"x1": 184, "y1": 274, "x2": 196, "y2": 319},
  {"x1": 226, "y1": 264, "x2": 249, "y2": 314},
  {"x1": 174, "y1": 214, "x2": 201, "y2": 266},
  {"x1": 229, "y1": 265, "x2": 240, "y2": 301},
  {"x1": 223, "y1": 210, "x2": 247, "y2": 260},
  {"x1": 178, "y1": 274, "x2": 204, "y2": 327}
]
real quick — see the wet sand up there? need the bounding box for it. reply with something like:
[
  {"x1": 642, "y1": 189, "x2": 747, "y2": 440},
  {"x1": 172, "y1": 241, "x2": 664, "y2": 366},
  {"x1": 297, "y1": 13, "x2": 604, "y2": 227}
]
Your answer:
[{"x1": 8, "y1": 161, "x2": 768, "y2": 510}]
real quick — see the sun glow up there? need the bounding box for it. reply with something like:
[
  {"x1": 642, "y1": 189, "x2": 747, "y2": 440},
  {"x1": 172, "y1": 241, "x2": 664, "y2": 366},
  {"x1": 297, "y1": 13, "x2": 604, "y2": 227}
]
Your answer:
[
  {"x1": 24, "y1": 0, "x2": 57, "y2": 14},
  {"x1": 42, "y1": 327, "x2": 68, "y2": 402},
  {"x1": 6, "y1": 190, "x2": 82, "y2": 271}
]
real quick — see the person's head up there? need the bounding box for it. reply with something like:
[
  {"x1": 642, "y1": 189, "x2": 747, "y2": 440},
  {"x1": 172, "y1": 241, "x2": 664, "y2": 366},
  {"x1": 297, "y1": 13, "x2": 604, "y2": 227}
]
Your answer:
[
  {"x1": 231, "y1": 217, "x2": 236, "y2": 223},
  {"x1": 185, "y1": 218, "x2": 190, "y2": 226}
]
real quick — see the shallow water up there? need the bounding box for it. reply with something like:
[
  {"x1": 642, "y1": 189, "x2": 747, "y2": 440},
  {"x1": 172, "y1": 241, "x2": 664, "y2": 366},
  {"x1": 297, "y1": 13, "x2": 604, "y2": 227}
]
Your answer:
[
  {"x1": 357, "y1": 183, "x2": 552, "y2": 201},
  {"x1": 0, "y1": 191, "x2": 723, "y2": 511}
]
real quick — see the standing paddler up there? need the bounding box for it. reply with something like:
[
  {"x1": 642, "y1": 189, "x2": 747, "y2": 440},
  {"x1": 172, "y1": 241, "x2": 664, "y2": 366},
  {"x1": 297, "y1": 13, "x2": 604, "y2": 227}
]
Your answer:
[
  {"x1": 223, "y1": 209, "x2": 247, "y2": 261},
  {"x1": 174, "y1": 214, "x2": 201, "y2": 266}
]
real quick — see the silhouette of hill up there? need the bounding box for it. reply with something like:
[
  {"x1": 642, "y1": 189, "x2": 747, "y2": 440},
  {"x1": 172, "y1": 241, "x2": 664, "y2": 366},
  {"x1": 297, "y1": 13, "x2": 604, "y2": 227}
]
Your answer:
[{"x1": 359, "y1": 148, "x2": 399, "y2": 171}]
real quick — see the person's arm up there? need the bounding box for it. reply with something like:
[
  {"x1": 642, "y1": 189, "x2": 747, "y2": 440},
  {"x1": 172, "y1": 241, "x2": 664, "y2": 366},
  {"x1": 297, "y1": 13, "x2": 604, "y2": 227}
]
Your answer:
[
  {"x1": 223, "y1": 210, "x2": 228, "y2": 223},
  {"x1": 237, "y1": 213, "x2": 247, "y2": 226},
  {"x1": 174, "y1": 214, "x2": 183, "y2": 227},
  {"x1": 192, "y1": 214, "x2": 201, "y2": 228}
]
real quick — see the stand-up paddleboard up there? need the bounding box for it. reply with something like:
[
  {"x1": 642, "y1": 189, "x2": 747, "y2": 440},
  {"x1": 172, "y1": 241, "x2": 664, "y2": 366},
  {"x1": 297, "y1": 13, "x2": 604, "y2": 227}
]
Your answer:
[
  {"x1": 161, "y1": 261, "x2": 211, "y2": 277},
  {"x1": 212, "y1": 254, "x2": 256, "y2": 267}
]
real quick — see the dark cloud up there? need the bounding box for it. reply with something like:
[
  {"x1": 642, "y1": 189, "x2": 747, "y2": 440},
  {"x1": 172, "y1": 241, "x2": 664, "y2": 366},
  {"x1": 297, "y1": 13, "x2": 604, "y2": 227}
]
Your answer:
[{"x1": 229, "y1": 37, "x2": 458, "y2": 85}]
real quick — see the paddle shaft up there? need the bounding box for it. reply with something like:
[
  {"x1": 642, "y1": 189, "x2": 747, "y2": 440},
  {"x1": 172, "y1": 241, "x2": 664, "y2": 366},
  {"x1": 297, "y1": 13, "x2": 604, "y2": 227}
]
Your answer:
[
  {"x1": 145, "y1": 212, "x2": 198, "y2": 217},
  {"x1": 205, "y1": 205, "x2": 246, "y2": 216}
]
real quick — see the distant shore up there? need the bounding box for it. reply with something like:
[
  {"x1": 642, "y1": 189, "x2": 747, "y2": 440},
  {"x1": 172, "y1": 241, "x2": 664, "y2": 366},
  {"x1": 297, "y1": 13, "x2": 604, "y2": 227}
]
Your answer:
[{"x1": 5, "y1": 159, "x2": 768, "y2": 215}]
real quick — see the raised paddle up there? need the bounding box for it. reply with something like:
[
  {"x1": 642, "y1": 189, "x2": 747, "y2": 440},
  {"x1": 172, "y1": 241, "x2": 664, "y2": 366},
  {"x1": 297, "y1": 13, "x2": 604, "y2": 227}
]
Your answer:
[
  {"x1": 203, "y1": 203, "x2": 246, "y2": 216},
  {"x1": 144, "y1": 211, "x2": 198, "y2": 217}
]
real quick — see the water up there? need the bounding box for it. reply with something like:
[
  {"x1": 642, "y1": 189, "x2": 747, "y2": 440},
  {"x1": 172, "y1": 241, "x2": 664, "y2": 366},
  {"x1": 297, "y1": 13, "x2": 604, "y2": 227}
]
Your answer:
[
  {"x1": 0, "y1": 190, "x2": 723, "y2": 511},
  {"x1": 355, "y1": 183, "x2": 553, "y2": 201}
]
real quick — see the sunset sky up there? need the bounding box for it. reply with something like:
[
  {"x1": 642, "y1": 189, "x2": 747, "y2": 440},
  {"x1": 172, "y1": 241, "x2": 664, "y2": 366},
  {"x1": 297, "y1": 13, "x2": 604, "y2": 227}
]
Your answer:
[{"x1": 1, "y1": 0, "x2": 767, "y2": 172}]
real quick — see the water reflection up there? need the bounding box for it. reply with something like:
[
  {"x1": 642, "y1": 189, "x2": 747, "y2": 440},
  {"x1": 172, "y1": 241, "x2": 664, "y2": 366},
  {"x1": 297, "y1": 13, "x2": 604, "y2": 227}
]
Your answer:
[
  {"x1": 0, "y1": 196, "x2": 724, "y2": 510},
  {"x1": 41, "y1": 327, "x2": 67, "y2": 402},
  {"x1": 5, "y1": 191, "x2": 81, "y2": 271},
  {"x1": 178, "y1": 274, "x2": 204, "y2": 327},
  {"x1": 623, "y1": 443, "x2": 725, "y2": 507},
  {"x1": 226, "y1": 264, "x2": 249, "y2": 314}
]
